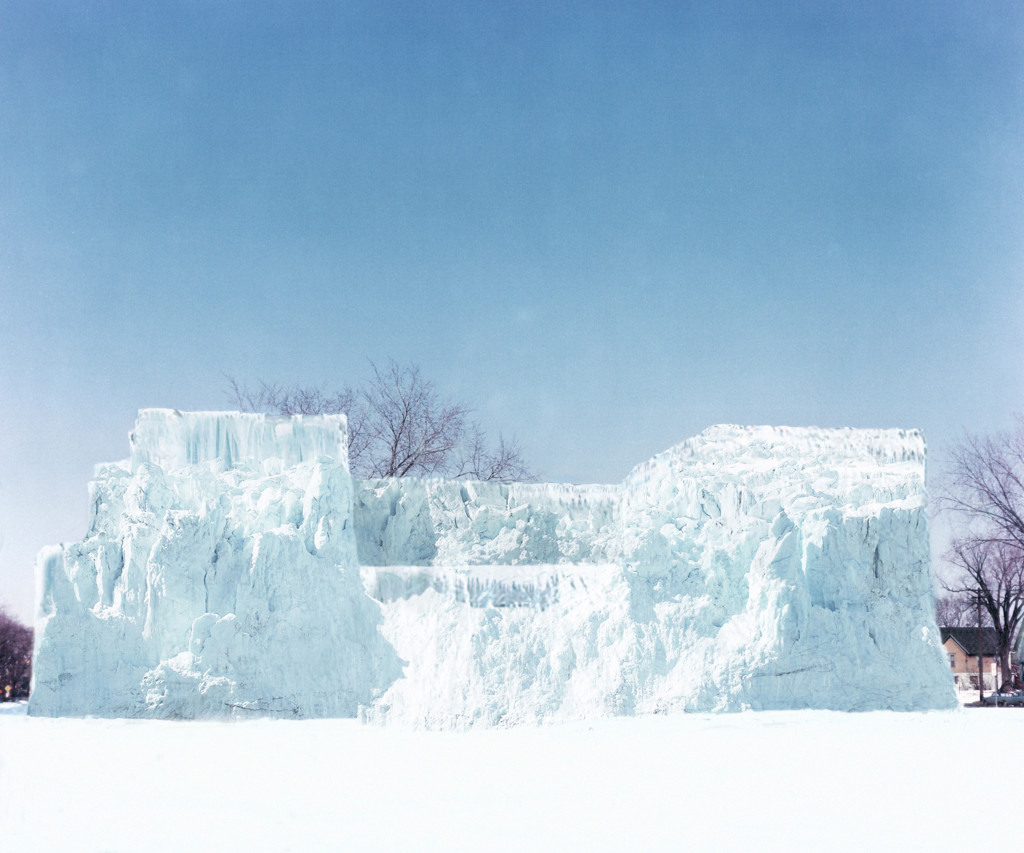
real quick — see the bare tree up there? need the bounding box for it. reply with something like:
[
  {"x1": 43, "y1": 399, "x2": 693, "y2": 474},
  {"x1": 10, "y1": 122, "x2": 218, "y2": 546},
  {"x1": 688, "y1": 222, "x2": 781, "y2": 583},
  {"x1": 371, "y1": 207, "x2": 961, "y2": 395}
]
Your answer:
[
  {"x1": 452, "y1": 424, "x2": 531, "y2": 482},
  {"x1": 357, "y1": 361, "x2": 467, "y2": 478},
  {"x1": 226, "y1": 377, "x2": 353, "y2": 418},
  {"x1": 939, "y1": 418, "x2": 1024, "y2": 687},
  {"x1": 940, "y1": 417, "x2": 1024, "y2": 550},
  {"x1": 227, "y1": 361, "x2": 532, "y2": 482},
  {"x1": 0, "y1": 607, "x2": 32, "y2": 700},
  {"x1": 942, "y1": 538, "x2": 1024, "y2": 686},
  {"x1": 935, "y1": 591, "x2": 981, "y2": 628}
]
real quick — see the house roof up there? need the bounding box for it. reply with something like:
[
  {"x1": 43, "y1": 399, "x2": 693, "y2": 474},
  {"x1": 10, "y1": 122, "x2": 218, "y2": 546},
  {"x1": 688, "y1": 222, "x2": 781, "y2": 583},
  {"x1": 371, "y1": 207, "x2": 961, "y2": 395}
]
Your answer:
[{"x1": 941, "y1": 626, "x2": 1000, "y2": 657}]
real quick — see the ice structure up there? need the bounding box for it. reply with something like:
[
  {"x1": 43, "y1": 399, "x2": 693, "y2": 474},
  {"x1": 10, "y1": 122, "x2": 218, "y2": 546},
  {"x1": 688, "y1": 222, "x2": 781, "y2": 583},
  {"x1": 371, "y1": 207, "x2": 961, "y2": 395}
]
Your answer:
[
  {"x1": 30, "y1": 410, "x2": 401, "y2": 718},
  {"x1": 30, "y1": 411, "x2": 955, "y2": 722}
]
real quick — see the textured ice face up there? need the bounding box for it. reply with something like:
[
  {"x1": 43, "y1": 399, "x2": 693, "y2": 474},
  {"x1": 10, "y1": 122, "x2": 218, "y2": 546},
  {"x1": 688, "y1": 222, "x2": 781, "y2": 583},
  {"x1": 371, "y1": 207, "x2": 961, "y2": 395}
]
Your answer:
[
  {"x1": 353, "y1": 479, "x2": 620, "y2": 567},
  {"x1": 30, "y1": 412, "x2": 954, "y2": 723},
  {"x1": 128, "y1": 408, "x2": 349, "y2": 472},
  {"x1": 30, "y1": 410, "x2": 400, "y2": 719},
  {"x1": 364, "y1": 425, "x2": 951, "y2": 724}
]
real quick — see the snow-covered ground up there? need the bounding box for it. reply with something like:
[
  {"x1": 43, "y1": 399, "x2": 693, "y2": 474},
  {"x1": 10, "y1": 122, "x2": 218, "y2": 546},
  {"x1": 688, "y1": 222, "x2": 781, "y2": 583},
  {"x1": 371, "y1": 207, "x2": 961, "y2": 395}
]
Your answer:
[
  {"x1": 1, "y1": 706, "x2": 1017, "y2": 852},
  {"x1": 955, "y1": 688, "x2": 983, "y2": 705}
]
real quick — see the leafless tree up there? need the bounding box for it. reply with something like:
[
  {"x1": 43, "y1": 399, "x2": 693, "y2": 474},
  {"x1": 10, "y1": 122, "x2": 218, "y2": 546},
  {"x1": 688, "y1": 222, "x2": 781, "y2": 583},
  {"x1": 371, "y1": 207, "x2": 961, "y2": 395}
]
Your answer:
[
  {"x1": 357, "y1": 360, "x2": 468, "y2": 478},
  {"x1": 452, "y1": 423, "x2": 530, "y2": 482},
  {"x1": 227, "y1": 361, "x2": 532, "y2": 482},
  {"x1": 942, "y1": 538, "x2": 1024, "y2": 686},
  {"x1": 935, "y1": 591, "x2": 981, "y2": 628},
  {"x1": 939, "y1": 417, "x2": 1024, "y2": 550},
  {"x1": 0, "y1": 607, "x2": 32, "y2": 700},
  {"x1": 938, "y1": 418, "x2": 1024, "y2": 686},
  {"x1": 226, "y1": 377, "x2": 354, "y2": 418}
]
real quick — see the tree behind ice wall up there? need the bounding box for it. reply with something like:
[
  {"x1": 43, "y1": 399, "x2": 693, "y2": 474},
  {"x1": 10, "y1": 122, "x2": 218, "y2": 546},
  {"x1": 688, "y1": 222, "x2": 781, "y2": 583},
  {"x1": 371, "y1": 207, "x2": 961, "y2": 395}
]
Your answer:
[
  {"x1": 227, "y1": 360, "x2": 532, "y2": 482},
  {"x1": 939, "y1": 417, "x2": 1024, "y2": 687},
  {"x1": 0, "y1": 606, "x2": 32, "y2": 699},
  {"x1": 935, "y1": 592, "x2": 983, "y2": 628}
]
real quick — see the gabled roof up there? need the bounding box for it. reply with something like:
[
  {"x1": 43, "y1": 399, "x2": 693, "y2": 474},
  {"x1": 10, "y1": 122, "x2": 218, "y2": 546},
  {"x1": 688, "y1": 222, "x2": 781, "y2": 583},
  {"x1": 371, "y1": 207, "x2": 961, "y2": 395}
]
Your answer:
[{"x1": 941, "y1": 626, "x2": 1000, "y2": 657}]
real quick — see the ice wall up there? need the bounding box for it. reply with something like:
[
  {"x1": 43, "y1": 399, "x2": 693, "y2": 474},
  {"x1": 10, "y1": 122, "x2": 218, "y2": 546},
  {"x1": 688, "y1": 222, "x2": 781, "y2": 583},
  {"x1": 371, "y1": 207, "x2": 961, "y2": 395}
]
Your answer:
[
  {"x1": 31, "y1": 413, "x2": 955, "y2": 723},
  {"x1": 619, "y1": 426, "x2": 947, "y2": 713},
  {"x1": 362, "y1": 426, "x2": 953, "y2": 725},
  {"x1": 30, "y1": 410, "x2": 400, "y2": 718},
  {"x1": 353, "y1": 479, "x2": 620, "y2": 567}
]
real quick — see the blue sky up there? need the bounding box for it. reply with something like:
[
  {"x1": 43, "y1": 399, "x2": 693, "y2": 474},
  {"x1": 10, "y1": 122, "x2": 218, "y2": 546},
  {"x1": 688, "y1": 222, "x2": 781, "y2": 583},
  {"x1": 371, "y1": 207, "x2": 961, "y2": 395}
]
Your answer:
[{"x1": 1, "y1": 1, "x2": 1022, "y2": 622}]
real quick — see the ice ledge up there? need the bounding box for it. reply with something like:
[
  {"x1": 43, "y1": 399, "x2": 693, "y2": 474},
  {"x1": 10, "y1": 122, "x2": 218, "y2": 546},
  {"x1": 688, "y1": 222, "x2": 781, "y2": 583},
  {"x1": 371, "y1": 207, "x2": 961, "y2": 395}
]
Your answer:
[
  {"x1": 128, "y1": 409, "x2": 349, "y2": 473},
  {"x1": 124, "y1": 412, "x2": 922, "y2": 482},
  {"x1": 645, "y1": 424, "x2": 926, "y2": 469},
  {"x1": 362, "y1": 564, "x2": 610, "y2": 610}
]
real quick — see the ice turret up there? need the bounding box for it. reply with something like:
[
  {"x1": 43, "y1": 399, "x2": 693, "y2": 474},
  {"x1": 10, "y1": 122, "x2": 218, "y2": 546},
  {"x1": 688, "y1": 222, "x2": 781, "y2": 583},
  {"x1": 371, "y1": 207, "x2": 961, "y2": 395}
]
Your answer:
[{"x1": 31, "y1": 410, "x2": 399, "y2": 719}]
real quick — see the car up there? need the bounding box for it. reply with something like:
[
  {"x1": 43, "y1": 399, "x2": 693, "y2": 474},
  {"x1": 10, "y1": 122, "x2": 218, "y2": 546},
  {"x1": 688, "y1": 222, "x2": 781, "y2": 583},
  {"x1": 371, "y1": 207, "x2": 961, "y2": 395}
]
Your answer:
[{"x1": 982, "y1": 690, "x2": 1024, "y2": 706}]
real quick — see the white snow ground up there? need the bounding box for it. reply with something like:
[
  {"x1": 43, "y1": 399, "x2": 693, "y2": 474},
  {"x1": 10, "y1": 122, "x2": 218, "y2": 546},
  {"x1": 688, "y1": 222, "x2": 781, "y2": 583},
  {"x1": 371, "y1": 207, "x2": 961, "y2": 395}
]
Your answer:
[{"x1": 1, "y1": 706, "x2": 1016, "y2": 852}]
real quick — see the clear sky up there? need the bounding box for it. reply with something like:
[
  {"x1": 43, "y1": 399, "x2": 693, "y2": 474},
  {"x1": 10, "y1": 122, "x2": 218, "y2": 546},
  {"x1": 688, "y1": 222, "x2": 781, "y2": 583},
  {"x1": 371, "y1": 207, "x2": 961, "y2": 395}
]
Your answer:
[{"x1": 1, "y1": 1, "x2": 1022, "y2": 623}]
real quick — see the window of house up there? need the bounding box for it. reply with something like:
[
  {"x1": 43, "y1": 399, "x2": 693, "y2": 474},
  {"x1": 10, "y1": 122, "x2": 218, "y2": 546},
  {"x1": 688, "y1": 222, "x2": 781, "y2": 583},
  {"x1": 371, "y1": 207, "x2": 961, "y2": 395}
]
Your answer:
[{"x1": 949, "y1": 653, "x2": 956, "y2": 668}]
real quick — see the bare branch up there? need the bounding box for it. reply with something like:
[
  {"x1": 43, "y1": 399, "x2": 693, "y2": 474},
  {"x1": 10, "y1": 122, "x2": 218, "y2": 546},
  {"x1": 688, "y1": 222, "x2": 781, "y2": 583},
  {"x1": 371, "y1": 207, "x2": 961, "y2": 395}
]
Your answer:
[
  {"x1": 937, "y1": 417, "x2": 1024, "y2": 687},
  {"x1": 937, "y1": 423, "x2": 1024, "y2": 550},
  {"x1": 225, "y1": 362, "x2": 532, "y2": 482},
  {"x1": 935, "y1": 592, "x2": 981, "y2": 628},
  {"x1": 943, "y1": 535, "x2": 1024, "y2": 686},
  {"x1": 453, "y1": 425, "x2": 533, "y2": 482}
]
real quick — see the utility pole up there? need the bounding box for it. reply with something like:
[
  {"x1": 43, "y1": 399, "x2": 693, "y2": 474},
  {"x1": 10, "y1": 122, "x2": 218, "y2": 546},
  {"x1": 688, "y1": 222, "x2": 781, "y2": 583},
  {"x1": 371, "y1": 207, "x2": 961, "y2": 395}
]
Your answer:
[{"x1": 977, "y1": 592, "x2": 984, "y2": 703}]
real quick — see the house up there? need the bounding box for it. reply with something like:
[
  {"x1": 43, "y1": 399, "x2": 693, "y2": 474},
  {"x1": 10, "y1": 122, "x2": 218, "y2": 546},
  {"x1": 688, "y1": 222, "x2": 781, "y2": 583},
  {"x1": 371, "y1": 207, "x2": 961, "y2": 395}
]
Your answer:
[{"x1": 940, "y1": 626, "x2": 1000, "y2": 691}]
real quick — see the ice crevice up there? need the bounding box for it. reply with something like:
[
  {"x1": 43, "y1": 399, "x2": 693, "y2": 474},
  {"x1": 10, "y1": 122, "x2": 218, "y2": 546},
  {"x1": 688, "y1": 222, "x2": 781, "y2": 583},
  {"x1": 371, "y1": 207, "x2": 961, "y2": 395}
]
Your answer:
[{"x1": 29, "y1": 410, "x2": 955, "y2": 724}]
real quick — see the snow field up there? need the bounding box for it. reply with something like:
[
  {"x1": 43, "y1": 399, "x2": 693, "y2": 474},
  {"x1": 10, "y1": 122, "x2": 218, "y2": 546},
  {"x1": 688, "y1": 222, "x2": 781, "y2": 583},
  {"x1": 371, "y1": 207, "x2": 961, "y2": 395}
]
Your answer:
[{"x1": 0, "y1": 708, "x2": 1011, "y2": 852}]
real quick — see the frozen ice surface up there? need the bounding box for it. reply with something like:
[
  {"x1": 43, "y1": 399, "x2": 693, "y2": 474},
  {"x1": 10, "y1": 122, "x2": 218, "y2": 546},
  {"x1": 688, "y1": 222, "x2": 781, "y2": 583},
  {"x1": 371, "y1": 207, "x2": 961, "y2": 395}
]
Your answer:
[
  {"x1": 30, "y1": 412, "x2": 955, "y2": 723},
  {"x1": 30, "y1": 410, "x2": 400, "y2": 718},
  {"x1": 129, "y1": 408, "x2": 349, "y2": 471},
  {"x1": 363, "y1": 425, "x2": 953, "y2": 723},
  {"x1": 353, "y1": 479, "x2": 620, "y2": 566}
]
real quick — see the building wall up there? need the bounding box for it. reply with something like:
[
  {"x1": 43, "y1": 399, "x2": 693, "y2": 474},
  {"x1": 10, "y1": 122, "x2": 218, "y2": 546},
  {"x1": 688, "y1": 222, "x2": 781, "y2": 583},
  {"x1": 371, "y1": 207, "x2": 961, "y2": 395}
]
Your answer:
[{"x1": 943, "y1": 638, "x2": 997, "y2": 689}]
